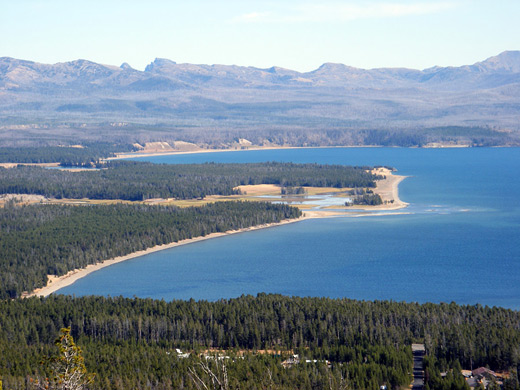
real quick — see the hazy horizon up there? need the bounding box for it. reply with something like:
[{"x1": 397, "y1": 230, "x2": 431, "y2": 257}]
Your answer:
[
  {"x1": 2, "y1": 0, "x2": 519, "y2": 72},
  {"x1": 3, "y1": 49, "x2": 519, "y2": 74}
]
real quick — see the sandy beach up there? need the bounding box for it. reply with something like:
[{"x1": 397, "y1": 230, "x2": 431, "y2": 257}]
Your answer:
[
  {"x1": 359, "y1": 167, "x2": 408, "y2": 210},
  {"x1": 109, "y1": 145, "x2": 303, "y2": 160},
  {"x1": 24, "y1": 218, "x2": 304, "y2": 298},
  {"x1": 108, "y1": 144, "x2": 383, "y2": 160},
  {"x1": 22, "y1": 160, "x2": 408, "y2": 298}
]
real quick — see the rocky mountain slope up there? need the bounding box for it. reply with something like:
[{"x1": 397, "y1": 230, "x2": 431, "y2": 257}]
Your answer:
[{"x1": 1, "y1": 52, "x2": 519, "y2": 146}]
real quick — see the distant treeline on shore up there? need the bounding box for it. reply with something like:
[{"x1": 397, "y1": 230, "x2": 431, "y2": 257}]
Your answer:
[{"x1": 0, "y1": 143, "x2": 136, "y2": 166}]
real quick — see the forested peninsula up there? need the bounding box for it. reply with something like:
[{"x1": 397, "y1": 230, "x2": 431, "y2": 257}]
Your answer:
[
  {"x1": 0, "y1": 161, "x2": 381, "y2": 201},
  {"x1": 1, "y1": 295, "x2": 519, "y2": 390},
  {"x1": 0, "y1": 201, "x2": 301, "y2": 299},
  {"x1": 0, "y1": 161, "x2": 389, "y2": 299}
]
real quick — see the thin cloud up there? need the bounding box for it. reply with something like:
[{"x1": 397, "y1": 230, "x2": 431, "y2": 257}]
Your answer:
[
  {"x1": 233, "y1": 2, "x2": 457, "y2": 23},
  {"x1": 232, "y1": 11, "x2": 272, "y2": 23}
]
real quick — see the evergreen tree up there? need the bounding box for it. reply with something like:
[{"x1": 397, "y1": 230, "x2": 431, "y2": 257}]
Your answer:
[{"x1": 35, "y1": 327, "x2": 95, "y2": 390}]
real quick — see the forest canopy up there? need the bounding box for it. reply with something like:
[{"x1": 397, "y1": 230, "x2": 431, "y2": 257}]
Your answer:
[
  {"x1": 0, "y1": 295, "x2": 519, "y2": 389},
  {"x1": 0, "y1": 201, "x2": 301, "y2": 299},
  {"x1": 0, "y1": 161, "x2": 382, "y2": 201},
  {"x1": 0, "y1": 143, "x2": 136, "y2": 166}
]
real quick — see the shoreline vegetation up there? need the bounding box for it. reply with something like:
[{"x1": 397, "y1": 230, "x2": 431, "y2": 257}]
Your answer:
[
  {"x1": 2, "y1": 201, "x2": 301, "y2": 299},
  {"x1": 23, "y1": 169, "x2": 407, "y2": 298},
  {"x1": 109, "y1": 143, "x2": 475, "y2": 161},
  {"x1": 0, "y1": 147, "x2": 408, "y2": 297},
  {"x1": 0, "y1": 143, "x2": 490, "y2": 170},
  {"x1": 24, "y1": 218, "x2": 303, "y2": 298}
]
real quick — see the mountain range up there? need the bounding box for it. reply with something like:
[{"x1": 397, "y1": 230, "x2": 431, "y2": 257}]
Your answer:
[{"x1": 1, "y1": 51, "x2": 519, "y2": 147}]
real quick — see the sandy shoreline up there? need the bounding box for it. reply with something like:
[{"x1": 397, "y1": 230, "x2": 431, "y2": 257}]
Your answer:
[
  {"x1": 24, "y1": 218, "x2": 304, "y2": 298},
  {"x1": 108, "y1": 145, "x2": 380, "y2": 160},
  {"x1": 24, "y1": 169, "x2": 407, "y2": 298},
  {"x1": 22, "y1": 153, "x2": 408, "y2": 298},
  {"x1": 367, "y1": 168, "x2": 408, "y2": 210},
  {"x1": 110, "y1": 146, "x2": 297, "y2": 160}
]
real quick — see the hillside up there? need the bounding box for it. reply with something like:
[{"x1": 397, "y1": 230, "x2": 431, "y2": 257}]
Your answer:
[
  {"x1": 1, "y1": 295, "x2": 519, "y2": 389},
  {"x1": 1, "y1": 52, "x2": 520, "y2": 147}
]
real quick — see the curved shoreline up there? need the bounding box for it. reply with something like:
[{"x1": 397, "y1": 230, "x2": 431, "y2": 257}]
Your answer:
[
  {"x1": 23, "y1": 164, "x2": 408, "y2": 298},
  {"x1": 24, "y1": 218, "x2": 305, "y2": 298}
]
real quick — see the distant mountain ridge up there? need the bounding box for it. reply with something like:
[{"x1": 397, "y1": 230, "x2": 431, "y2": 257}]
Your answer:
[
  {"x1": 1, "y1": 51, "x2": 519, "y2": 147},
  {"x1": 2, "y1": 51, "x2": 519, "y2": 90}
]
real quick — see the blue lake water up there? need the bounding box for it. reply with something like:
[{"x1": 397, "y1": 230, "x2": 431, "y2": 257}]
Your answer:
[{"x1": 58, "y1": 147, "x2": 520, "y2": 309}]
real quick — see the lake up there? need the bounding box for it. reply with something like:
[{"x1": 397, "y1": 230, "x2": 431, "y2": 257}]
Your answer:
[{"x1": 58, "y1": 147, "x2": 520, "y2": 309}]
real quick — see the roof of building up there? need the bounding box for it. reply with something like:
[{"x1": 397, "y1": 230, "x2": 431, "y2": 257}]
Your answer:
[{"x1": 472, "y1": 367, "x2": 496, "y2": 378}]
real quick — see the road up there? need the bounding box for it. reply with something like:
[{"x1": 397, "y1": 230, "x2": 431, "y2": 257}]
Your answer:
[{"x1": 411, "y1": 344, "x2": 425, "y2": 390}]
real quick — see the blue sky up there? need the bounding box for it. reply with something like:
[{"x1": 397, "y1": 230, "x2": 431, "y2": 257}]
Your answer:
[{"x1": 1, "y1": 0, "x2": 519, "y2": 71}]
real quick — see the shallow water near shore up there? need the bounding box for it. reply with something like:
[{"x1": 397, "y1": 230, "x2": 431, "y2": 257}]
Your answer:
[{"x1": 59, "y1": 147, "x2": 520, "y2": 309}]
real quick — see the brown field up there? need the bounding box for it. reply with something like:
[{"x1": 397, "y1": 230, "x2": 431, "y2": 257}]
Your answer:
[{"x1": 235, "y1": 184, "x2": 280, "y2": 195}]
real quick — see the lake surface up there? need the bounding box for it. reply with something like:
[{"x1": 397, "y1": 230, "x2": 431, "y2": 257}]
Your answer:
[{"x1": 59, "y1": 147, "x2": 520, "y2": 309}]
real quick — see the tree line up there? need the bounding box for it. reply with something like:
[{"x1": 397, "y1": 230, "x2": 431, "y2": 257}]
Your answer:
[
  {"x1": 0, "y1": 201, "x2": 301, "y2": 299},
  {"x1": 0, "y1": 295, "x2": 519, "y2": 389},
  {"x1": 0, "y1": 143, "x2": 136, "y2": 166},
  {"x1": 0, "y1": 161, "x2": 382, "y2": 201}
]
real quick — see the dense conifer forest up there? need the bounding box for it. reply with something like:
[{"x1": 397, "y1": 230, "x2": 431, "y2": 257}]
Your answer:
[
  {"x1": 0, "y1": 143, "x2": 135, "y2": 166},
  {"x1": 0, "y1": 202, "x2": 301, "y2": 299},
  {"x1": 0, "y1": 161, "x2": 381, "y2": 299},
  {"x1": 1, "y1": 157, "x2": 518, "y2": 390},
  {"x1": 0, "y1": 161, "x2": 382, "y2": 201},
  {"x1": 0, "y1": 295, "x2": 519, "y2": 389}
]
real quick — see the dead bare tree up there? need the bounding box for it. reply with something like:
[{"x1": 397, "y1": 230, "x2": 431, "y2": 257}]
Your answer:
[{"x1": 188, "y1": 356, "x2": 229, "y2": 390}]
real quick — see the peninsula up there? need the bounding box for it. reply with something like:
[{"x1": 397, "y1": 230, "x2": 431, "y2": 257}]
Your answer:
[
  {"x1": 0, "y1": 160, "x2": 406, "y2": 299},
  {"x1": 21, "y1": 168, "x2": 405, "y2": 298}
]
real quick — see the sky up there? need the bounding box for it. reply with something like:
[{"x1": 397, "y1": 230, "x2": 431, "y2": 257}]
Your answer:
[{"x1": 1, "y1": 0, "x2": 519, "y2": 72}]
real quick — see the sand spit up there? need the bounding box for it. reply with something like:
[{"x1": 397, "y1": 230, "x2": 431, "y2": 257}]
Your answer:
[
  {"x1": 295, "y1": 168, "x2": 408, "y2": 213},
  {"x1": 367, "y1": 167, "x2": 408, "y2": 210}
]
